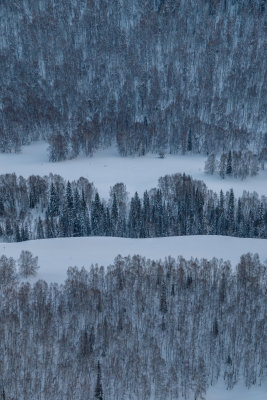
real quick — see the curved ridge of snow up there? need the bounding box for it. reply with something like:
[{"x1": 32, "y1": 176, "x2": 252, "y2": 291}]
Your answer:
[{"x1": 1, "y1": 235, "x2": 266, "y2": 283}]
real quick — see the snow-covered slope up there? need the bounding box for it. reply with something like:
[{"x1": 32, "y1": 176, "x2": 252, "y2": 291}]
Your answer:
[
  {"x1": 1, "y1": 142, "x2": 267, "y2": 198},
  {"x1": 1, "y1": 235, "x2": 266, "y2": 283}
]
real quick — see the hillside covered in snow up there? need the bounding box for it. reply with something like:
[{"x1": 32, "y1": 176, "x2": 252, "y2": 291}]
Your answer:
[{"x1": 0, "y1": 1, "x2": 266, "y2": 399}]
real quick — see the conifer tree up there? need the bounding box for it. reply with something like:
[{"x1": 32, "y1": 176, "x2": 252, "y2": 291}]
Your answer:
[
  {"x1": 91, "y1": 193, "x2": 103, "y2": 236},
  {"x1": 111, "y1": 194, "x2": 118, "y2": 235},
  {"x1": 128, "y1": 192, "x2": 142, "y2": 237},
  {"x1": 49, "y1": 183, "x2": 59, "y2": 216},
  {"x1": 37, "y1": 217, "x2": 44, "y2": 239},
  {"x1": 61, "y1": 182, "x2": 74, "y2": 236},
  {"x1": 226, "y1": 151, "x2": 232, "y2": 176},
  {"x1": 5, "y1": 219, "x2": 13, "y2": 238},
  {"x1": 66, "y1": 181, "x2": 74, "y2": 210},
  {"x1": 217, "y1": 190, "x2": 226, "y2": 235},
  {"x1": 0, "y1": 197, "x2": 4, "y2": 216},
  {"x1": 219, "y1": 153, "x2": 227, "y2": 179},
  {"x1": 95, "y1": 361, "x2": 103, "y2": 400},
  {"x1": 227, "y1": 189, "x2": 235, "y2": 235},
  {"x1": 212, "y1": 318, "x2": 219, "y2": 337},
  {"x1": 73, "y1": 216, "x2": 82, "y2": 237},
  {"x1": 104, "y1": 208, "x2": 111, "y2": 237},
  {"x1": 15, "y1": 223, "x2": 21, "y2": 242},
  {"x1": 29, "y1": 188, "x2": 36, "y2": 209},
  {"x1": 257, "y1": 203, "x2": 265, "y2": 237},
  {"x1": 187, "y1": 130, "x2": 192, "y2": 152}
]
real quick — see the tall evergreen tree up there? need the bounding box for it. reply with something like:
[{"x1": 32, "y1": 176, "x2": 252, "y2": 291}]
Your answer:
[
  {"x1": 14, "y1": 223, "x2": 21, "y2": 242},
  {"x1": 226, "y1": 151, "x2": 232, "y2": 176},
  {"x1": 91, "y1": 193, "x2": 103, "y2": 236},
  {"x1": 128, "y1": 192, "x2": 142, "y2": 238},
  {"x1": 187, "y1": 130, "x2": 192, "y2": 152},
  {"x1": 0, "y1": 196, "x2": 4, "y2": 216},
  {"x1": 95, "y1": 361, "x2": 104, "y2": 400},
  {"x1": 111, "y1": 194, "x2": 118, "y2": 236},
  {"x1": 227, "y1": 189, "x2": 235, "y2": 235},
  {"x1": 37, "y1": 217, "x2": 44, "y2": 239},
  {"x1": 66, "y1": 181, "x2": 74, "y2": 210},
  {"x1": 141, "y1": 190, "x2": 151, "y2": 238},
  {"x1": 49, "y1": 183, "x2": 60, "y2": 217}
]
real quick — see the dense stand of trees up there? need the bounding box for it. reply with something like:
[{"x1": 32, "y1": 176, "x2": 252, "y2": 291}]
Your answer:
[
  {"x1": 0, "y1": 172, "x2": 266, "y2": 242},
  {"x1": 1, "y1": 1, "x2": 266, "y2": 157},
  {"x1": 0, "y1": 253, "x2": 266, "y2": 399},
  {"x1": 205, "y1": 150, "x2": 267, "y2": 179}
]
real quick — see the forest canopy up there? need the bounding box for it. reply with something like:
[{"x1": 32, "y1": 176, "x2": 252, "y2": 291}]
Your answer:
[
  {"x1": 0, "y1": 172, "x2": 266, "y2": 242},
  {"x1": 0, "y1": 0, "x2": 266, "y2": 158},
  {"x1": 0, "y1": 253, "x2": 266, "y2": 399}
]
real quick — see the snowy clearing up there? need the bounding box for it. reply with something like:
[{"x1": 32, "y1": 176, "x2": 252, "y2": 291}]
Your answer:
[
  {"x1": 1, "y1": 235, "x2": 266, "y2": 283},
  {"x1": 206, "y1": 379, "x2": 267, "y2": 400},
  {"x1": 0, "y1": 141, "x2": 267, "y2": 198}
]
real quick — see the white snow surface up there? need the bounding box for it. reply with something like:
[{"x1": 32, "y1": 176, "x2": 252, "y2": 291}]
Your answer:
[
  {"x1": 1, "y1": 141, "x2": 267, "y2": 198},
  {"x1": 1, "y1": 235, "x2": 266, "y2": 283},
  {"x1": 206, "y1": 379, "x2": 267, "y2": 400}
]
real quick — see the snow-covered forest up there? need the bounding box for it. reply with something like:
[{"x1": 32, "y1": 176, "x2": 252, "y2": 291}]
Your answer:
[
  {"x1": 0, "y1": 172, "x2": 267, "y2": 242},
  {"x1": 1, "y1": 0, "x2": 266, "y2": 158},
  {"x1": 0, "y1": 1, "x2": 266, "y2": 399},
  {"x1": 0, "y1": 253, "x2": 266, "y2": 399}
]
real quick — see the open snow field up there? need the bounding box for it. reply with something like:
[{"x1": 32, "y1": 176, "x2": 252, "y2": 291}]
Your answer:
[
  {"x1": 0, "y1": 141, "x2": 267, "y2": 198},
  {"x1": 206, "y1": 379, "x2": 267, "y2": 400},
  {"x1": 1, "y1": 235, "x2": 266, "y2": 283}
]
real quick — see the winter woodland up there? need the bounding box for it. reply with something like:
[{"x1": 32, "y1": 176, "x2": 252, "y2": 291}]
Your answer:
[{"x1": 0, "y1": 1, "x2": 266, "y2": 399}]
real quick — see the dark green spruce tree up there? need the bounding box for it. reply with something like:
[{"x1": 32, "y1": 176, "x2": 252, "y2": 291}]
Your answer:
[
  {"x1": 95, "y1": 361, "x2": 103, "y2": 400},
  {"x1": 111, "y1": 193, "x2": 118, "y2": 236},
  {"x1": 91, "y1": 193, "x2": 103, "y2": 236},
  {"x1": 227, "y1": 189, "x2": 235, "y2": 236},
  {"x1": 226, "y1": 151, "x2": 232, "y2": 176},
  {"x1": 0, "y1": 196, "x2": 4, "y2": 216},
  {"x1": 49, "y1": 183, "x2": 60, "y2": 217}
]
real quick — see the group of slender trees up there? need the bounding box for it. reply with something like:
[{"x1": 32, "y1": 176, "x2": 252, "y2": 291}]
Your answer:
[
  {"x1": 0, "y1": 253, "x2": 266, "y2": 399},
  {"x1": 0, "y1": 172, "x2": 266, "y2": 242},
  {"x1": 205, "y1": 149, "x2": 267, "y2": 179},
  {"x1": 0, "y1": 251, "x2": 39, "y2": 285},
  {"x1": 1, "y1": 0, "x2": 266, "y2": 158}
]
